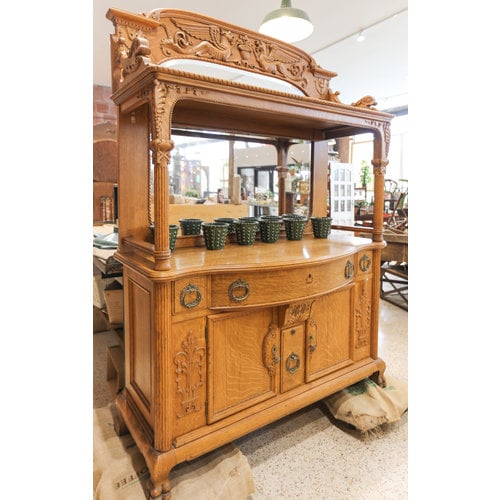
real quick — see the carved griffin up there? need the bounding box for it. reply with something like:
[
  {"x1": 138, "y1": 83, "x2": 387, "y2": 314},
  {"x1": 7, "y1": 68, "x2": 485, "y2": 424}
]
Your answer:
[
  {"x1": 253, "y1": 40, "x2": 305, "y2": 82},
  {"x1": 352, "y1": 95, "x2": 378, "y2": 109},
  {"x1": 160, "y1": 19, "x2": 235, "y2": 62}
]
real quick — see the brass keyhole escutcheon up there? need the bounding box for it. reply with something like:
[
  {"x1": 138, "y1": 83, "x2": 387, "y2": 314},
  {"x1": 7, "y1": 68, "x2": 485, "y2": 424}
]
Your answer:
[
  {"x1": 271, "y1": 345, "x2": 280, "y2": 365},
  {"x1": 306, "y1": 273, "x2": 313, "y2": 284},
  {"x1": 180, "y1": 283, "x2": 202, "y2": 309},
  {"x1": 285, "y1": 352, "x2": 300, "y2": 374},
  {"x1": 308, "y1": 334, "x2": 317, "y2": 353}
]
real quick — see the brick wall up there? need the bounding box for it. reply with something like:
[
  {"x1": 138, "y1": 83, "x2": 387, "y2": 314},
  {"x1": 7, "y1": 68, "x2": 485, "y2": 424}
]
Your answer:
[
  {"x1": 93, "y1": 84, "x2": 118, "y2": 223},
  {"x1": 93, "y1": 84, "x2": 116, "y2": 126}
]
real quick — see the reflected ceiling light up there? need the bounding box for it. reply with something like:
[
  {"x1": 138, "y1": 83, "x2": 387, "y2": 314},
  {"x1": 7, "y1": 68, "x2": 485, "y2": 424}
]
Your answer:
[
  {"x1": 259, "y1": 0, "x2": 314, "y2": 43},
  {"x1": 356, "y1": 31, "x2": 365, "y2": 42}
]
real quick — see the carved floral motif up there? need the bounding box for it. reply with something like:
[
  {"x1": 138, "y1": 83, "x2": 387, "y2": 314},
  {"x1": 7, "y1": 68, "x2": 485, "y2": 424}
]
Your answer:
[
  {"x1": 281, "y1": 301, "x2": 314, "y2": 328},
  {"x1": 372, "y1": 158, "x2": 389, "y2": 177},
  {"x1": 355, "y1": 283, "x2": 371, "y2": 348},
  {"x1": 174, "y1": 331, "x2": 206, "y2": 418},
  {"x1": 150, "y1": 80, "x2": 175, "y2": 167}
]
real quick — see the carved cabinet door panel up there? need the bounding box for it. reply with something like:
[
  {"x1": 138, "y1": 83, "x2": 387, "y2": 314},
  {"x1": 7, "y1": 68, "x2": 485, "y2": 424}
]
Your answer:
[
  {"x1": 305, "y1": 286, "x2": 353, "y2": 382},
  {"x1": 171, "y1": 317, "x2": 208, "y2": 439},
  {"x1": 206, "y1": 308, "x2": 279, "y2": 424}
]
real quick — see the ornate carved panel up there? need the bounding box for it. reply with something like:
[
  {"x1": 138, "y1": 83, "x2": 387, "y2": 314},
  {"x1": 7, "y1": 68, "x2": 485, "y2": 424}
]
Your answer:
[
  {"x1": 355, "y1": 282, "x2": 371, "y2": 348},
  {"x1": 107, "y1": 8, "x2": 336, "y2": 99},
  {"x1": 174, "y1": 330, "x2": 206, "y2": 418},
  {"x1": 280, "y1": 300, "x2": 314, "y2": 328}
]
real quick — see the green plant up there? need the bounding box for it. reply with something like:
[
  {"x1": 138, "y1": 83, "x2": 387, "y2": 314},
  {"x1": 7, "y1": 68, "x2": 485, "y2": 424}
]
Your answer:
[
  {"x1": 359, "y1": 160, "x2": 372, "y2": 188},
  {"x1": 184, "y1": 190, "x2": 199, "y2": 198}
]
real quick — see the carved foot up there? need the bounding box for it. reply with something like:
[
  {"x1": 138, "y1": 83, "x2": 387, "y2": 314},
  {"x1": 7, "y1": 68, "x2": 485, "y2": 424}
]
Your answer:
[
  {"x1": 149, "y1": 479, "x2": 172, "y2": 500},
  {"x1": 370, "y1": 370, "x2": 386, "y2": 388},
  {"x1": 370, "y1": 357, "x2": 387, "y2": 388},
  {"x1": 110, "y1": 401, "x2": 129, "y2": 436}
]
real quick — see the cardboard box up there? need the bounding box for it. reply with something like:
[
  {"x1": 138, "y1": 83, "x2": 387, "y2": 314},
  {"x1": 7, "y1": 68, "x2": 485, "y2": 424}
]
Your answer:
[
  {"x1": 104, "y1": 283, "x2": 124, "y2": 325},
  {"x1": 106, "y1": 344, "x2": 125, "y2": 396},
  {"x1": 93, "y1": 306, "x2": 110, "y2": 333},
  {"x1": 93, "y1": 274, "x2": 117, "y2": 309}
]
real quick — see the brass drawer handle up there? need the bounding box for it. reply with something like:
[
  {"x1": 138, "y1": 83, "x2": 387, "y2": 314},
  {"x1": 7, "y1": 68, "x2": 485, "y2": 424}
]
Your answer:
[
  {"x1": 285, "y1": 352, "x2": 300, "y2": 374},
  {"x1": 228, "y1": 278, "x2": 250, "y2": 302},
  {"x1": 345, "y1": 260, "x2": 354, "y2": 279},
  {"x1": 180, "y1": 283, "x2": 202, "y2": 309}
]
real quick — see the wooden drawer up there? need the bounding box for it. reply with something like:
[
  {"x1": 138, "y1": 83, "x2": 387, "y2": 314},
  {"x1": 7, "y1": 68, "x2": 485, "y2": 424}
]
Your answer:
[
  {"x1": 173, "y1": 276, "x2": 208, "y2": 314},
  {"x1": 211, "y1": 258, "x2": 353, "y2": 309}
]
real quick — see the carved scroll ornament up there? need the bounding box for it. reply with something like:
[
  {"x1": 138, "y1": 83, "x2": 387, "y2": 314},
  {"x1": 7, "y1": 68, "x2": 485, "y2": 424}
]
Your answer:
[{"x1": 352, "y1": 95, "x2": 378, "y2": 109}]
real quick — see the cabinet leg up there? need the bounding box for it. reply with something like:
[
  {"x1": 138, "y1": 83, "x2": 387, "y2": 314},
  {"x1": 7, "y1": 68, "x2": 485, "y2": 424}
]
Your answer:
[
  {"x1": 111, "y1": 401, "x2": 129, "y2": 436},
  {"x1": 149, "y1": 478, "x2": 172, "y2": 499},
  {"x1": 370, "y1": 357, "x2": 387, "y2": 388},
  {"x1": 370, "y1": 371, "x2": 386, "y2": 388}
]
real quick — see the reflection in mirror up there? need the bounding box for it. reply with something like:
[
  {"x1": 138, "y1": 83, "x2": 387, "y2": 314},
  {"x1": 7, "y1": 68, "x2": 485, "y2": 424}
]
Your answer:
[
  {"x1": 161, "y1": 59, "x2": 306, "y2": 96},
  {"x1": 149, "y1": 130, "x2": 312, "y2": 223}
]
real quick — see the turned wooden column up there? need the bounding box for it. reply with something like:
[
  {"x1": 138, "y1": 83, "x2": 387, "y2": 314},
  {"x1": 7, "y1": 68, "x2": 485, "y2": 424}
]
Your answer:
[
  {"x1": 371, "y1": 127, "x2": 390, "y2": 244},
  {"x1": 151, "y1": 79, "x2": 175, "y2": 271},
  {"x1": 276, "y1": 140, "x2": 291, "y2": 215},
  {"x1": 336, "y1": 137, "x2": 350, "y2": 163},
  {"x1": 370, "y1": 125, "x2": 390, "y2": 367}
]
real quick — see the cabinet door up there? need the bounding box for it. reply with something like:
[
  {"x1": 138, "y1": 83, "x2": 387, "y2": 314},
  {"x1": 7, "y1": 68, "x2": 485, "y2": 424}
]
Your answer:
[
  {"x1": 305, "y1": 287, "x2": 353, "y2": 382},
  {"x1": 207, "y1": 308, "x2": 279, "y2": 423},
  {"x1": 281, "y1": 324, "x2": 305, "y2": 392}
]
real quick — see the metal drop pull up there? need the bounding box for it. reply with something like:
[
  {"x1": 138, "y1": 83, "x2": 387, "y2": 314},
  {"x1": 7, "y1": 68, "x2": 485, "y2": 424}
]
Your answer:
[
  {"x1": 180, "y1": 283, "x2": 202, "y2": 308},
  {"x1": 345, "y1": 260, "x2": 354, "y2": 279},
  {"x1": 228, "y1": 278, "x2": 250, "y2": 302},
  {"x1": 285, "y1": 352, "x2": 300, "y2": 374}
]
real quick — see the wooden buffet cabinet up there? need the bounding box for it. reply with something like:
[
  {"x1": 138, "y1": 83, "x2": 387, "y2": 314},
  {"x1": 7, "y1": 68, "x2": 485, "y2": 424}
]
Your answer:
[{"x1": 106, "y1": 7, "x2": 393, "y2": 498}]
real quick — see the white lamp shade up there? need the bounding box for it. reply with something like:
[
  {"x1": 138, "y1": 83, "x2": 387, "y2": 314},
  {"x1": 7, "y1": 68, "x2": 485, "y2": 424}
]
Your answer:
[{"x1": 259, "y1": 3, "x2": 314, "y2": 43}]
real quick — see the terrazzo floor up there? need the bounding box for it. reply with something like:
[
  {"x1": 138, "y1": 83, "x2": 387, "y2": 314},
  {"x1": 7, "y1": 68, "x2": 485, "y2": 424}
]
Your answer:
[{"x1": 93, "y1": 299, "x2": 408, "y2": 499}]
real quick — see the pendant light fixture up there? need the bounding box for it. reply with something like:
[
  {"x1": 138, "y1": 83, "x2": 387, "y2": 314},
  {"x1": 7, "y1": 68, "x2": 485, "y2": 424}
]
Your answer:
[{"x1": 259, "y1": 0, "x2": 314, "y2": 44}]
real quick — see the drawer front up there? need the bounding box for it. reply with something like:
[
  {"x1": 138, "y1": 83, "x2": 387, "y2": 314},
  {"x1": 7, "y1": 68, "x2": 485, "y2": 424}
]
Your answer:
[
  {"x1": 173, "y1": 276, "x2": 208, "y2": 314},
  {"x1": 211, "y1": 258, "x2": 353, "y2": 309}
]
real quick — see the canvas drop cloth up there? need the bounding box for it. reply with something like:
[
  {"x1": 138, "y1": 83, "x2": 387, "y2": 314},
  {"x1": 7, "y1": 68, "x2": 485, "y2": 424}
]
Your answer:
[
  {"x1": 323, "y1": 375, "x2": 408, "y2": 433},
  {"x1": 93, "y1": 404, "x2": 255, "y2": 500}
]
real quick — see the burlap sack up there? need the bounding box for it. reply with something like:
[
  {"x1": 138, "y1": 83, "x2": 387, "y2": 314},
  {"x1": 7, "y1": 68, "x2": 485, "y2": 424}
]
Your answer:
[
  {"x1": 93, "y1": 404, "x2": 255, "y2": 499},
  {"x1": 323, "y1": 376, "x2": 408, "y2": 433}
]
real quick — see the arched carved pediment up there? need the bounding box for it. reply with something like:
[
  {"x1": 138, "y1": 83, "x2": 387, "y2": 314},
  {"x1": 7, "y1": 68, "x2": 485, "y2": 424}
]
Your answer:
[{"x1": 107, "y1": 8, "x2": 337, "y2": 100}]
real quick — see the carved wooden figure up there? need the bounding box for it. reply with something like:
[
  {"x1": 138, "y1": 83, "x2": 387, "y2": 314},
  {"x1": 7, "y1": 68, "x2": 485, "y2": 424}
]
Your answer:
[{"x1": 106, "y1": 7, "x2": 393, "y2": 499}]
